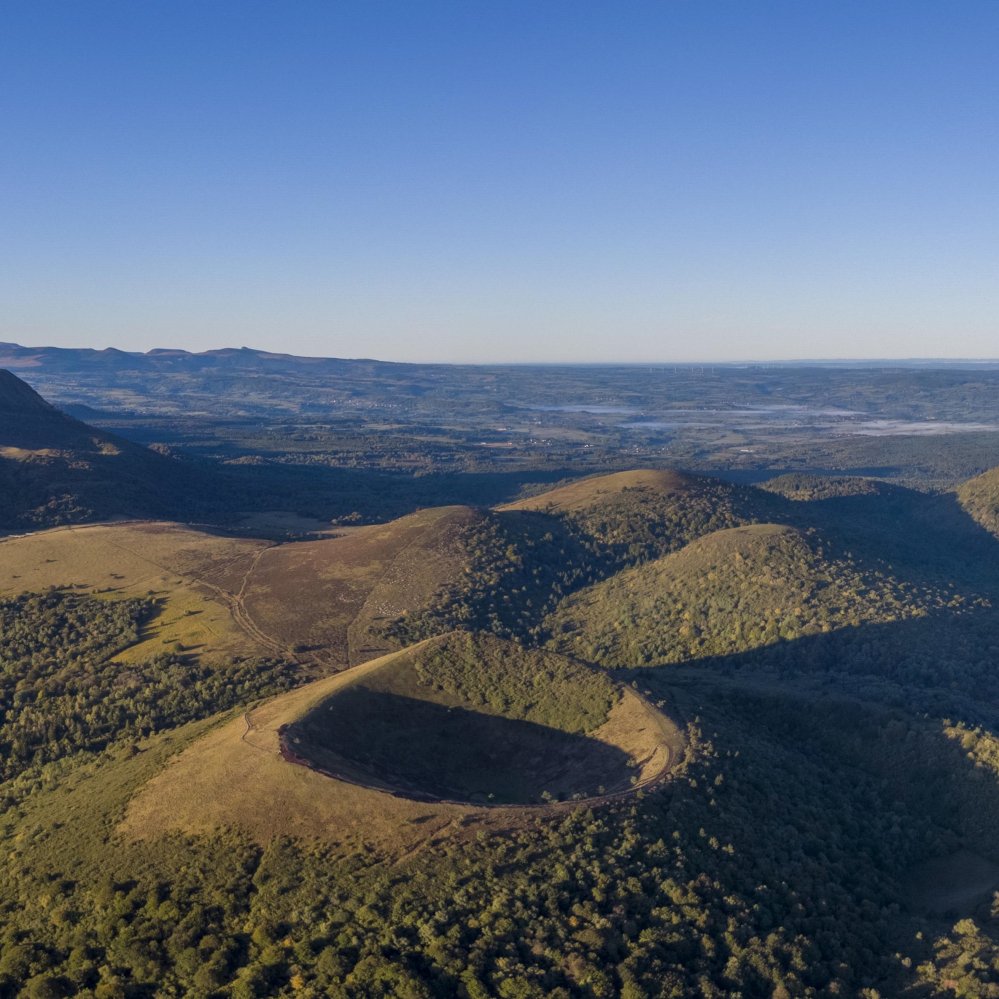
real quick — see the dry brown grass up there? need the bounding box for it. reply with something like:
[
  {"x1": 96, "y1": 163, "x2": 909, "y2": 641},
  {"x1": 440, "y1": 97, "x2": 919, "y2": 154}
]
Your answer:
[
  {"x1": 0, "y1": 506, "x2": 484, "y2": 670},
  {"x1": 590, "y1": 688, "x2": 682, "y2": 786},
  {"x1": 120, "y1": 642, "x2": 477, "y2": 851},
  {"x1": 238, "y1": 505, "x2": 482, "y2": 666},
  {"x1": 234, "y1": 510, "x2": 345, "y2": 536}
]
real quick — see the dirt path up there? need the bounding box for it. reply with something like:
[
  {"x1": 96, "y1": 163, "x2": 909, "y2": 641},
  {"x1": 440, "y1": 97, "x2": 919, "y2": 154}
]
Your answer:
[
  {"x1": 240, "y1": 710, "x2": 256, "y2": 745},
  {"x1": 124, "y1": 639, "x2": 688, "y2": 849},
  {"x1": 181, "y1": 544, "x2": 291, "y2": 658},
  {"x1": 89, "y1": 525, "x2": 295, "y2": 662}
]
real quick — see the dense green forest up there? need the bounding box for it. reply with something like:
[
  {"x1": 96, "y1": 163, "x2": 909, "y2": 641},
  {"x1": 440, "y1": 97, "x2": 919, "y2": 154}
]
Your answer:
[
  {"x1": 544, "y1": 524, "x2": 974, "y2": 669},
  {"x1": 380, "y1": 477, "x2": 776, "y2": 648},
  {"x1": 0, "y1": 591, "x2": 298, "y2": 800}
]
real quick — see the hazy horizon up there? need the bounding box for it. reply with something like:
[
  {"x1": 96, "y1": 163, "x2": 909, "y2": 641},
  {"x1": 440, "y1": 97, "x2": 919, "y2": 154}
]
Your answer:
[{"x1": 7, "y1": 338, "x2": 999, "y2": 369}]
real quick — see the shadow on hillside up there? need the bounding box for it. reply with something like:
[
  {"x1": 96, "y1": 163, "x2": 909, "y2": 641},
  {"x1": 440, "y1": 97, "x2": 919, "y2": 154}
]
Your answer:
[
  {"x1": 683, "y1": 680, "x2": 999, "y2": 916},
  {"x1": 183, "y1": 464, "x2": 587, "y2": 531},
  {"x1": 761, "y1": 484, "x2": 999, "y2": 595},
  {"x1": 0, "y1": 443, "x2": 588, "y2": 536},
  {"x1": 0, "y1": 449, "x2": 181, "y2": 532},
  {"x1": 626, "y1": 605, "x2": 999, "y2": 730},
  {"x1": 287, "y1": 687, "x2": 635, "y2": 805},
  {"x1": 630, "y1": 613, "x2": 999, "y2": 916}
]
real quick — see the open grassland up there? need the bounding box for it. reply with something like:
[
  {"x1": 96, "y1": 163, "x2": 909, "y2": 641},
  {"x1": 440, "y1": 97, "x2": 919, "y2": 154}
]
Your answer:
[
  {"x1": 0, "y1": 522, "x2": 272, "y2": 663},
  {"x1": 121, "y1": 642, "x2": 486, "y2": 850},
  {"x1": 237, "y1": 505, "x2": 484, "y2": 666},
  {"x1": 0, "y1": 503, "x2": 571, "y2": 674},
  {"x1": 2, "y1": 717, "x2": 224, "y2": 884},
  {"x1": 499, "y1": 469, "x2": 703, "y2": 513}
]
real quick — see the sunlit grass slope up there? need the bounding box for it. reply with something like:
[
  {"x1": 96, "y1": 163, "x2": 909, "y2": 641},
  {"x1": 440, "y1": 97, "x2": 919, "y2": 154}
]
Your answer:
[{"x1": 0, "y1": 522, "x2": 270, "y2": 663}]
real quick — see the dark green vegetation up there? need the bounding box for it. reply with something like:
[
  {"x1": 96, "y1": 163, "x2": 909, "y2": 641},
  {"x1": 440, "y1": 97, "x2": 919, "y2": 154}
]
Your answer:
[
  {"x1": 381, "y1": 471, "x2": 775, "y2": 649},
  {"x1": 506, "y1": 470, "x2": 769, "y2": 563},
  {"x1": 8, "y1": 664, "x2": 999, "y2": 997},
  {"x1": 0, "y1": 589, "x2": 298, "y2": 794},
  {"x1": 10, "y1": 351, "x2": 999, "y2": 995},
  {"x1": 406, "y1": 633, "x2": 615, "y2": 734},
  {"x1": 285, "y1": 634, "x2": 623, "y2": 804},
  {"x1": 958, "y1": 467, "x2": 999, "y2": 540},
  {"x1": 545, "y1": 523, "x2": 967, "y2": 668},
  {"x1": 377, "y1": 510, "x2": 596, "y2": 645}
]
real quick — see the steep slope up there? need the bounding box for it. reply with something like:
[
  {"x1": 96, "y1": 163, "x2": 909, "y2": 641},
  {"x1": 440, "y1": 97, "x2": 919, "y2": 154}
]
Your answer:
[
  {"x1": 121, "y1": 632, "x2": 678, "y2": 840},
  {"x1": 761, "y1": 471, "x2": 999, "y2": 597},
  {"x1": 0, "y1": 367, "x2": 137, "y2": 453},
  {"x1": 11, "y1": 622, "x2": 999, "y2": 998},
  {"x1": 545, "y1": 523, "x2": 947, "y2": 668},
  {"x1": 282, "y1": 632, "x2": 673, "y2": 805},
  {"x1": 377, "y1": 506, "x2": 597, "y2": 645},
  {"x1": 381, "y1": 467, "x2": 781, "y2": 646},
  {"x1": 10, "y1": 469, "x2": 999, "y2": 996},
  {"x1": 0, "y1": 369, "x2": 189, "y2": 529}
]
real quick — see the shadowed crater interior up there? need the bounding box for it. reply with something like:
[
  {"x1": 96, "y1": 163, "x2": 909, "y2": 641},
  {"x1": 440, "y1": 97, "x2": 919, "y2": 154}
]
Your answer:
[
  {"x1": 286, "y1": 688, "x2": 635, "y2": 804},
  {"x1": 280, "y1": 632, "x2": 655, "y2": 805}
]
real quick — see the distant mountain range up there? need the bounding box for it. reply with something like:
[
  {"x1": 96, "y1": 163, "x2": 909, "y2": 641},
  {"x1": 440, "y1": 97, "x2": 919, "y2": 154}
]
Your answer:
[
  {"x1": 0, "y1": 341, "x2": 410, "y2": 376},
  {"x1": 4, "y1": 340, "x2": 999, "y2": 370}
]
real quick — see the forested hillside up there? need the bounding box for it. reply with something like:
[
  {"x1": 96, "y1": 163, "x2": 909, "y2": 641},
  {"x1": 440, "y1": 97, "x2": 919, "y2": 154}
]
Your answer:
[
  {"x1": 958, "y1": 466, "x2": 999, "y2": 540},
  {"x1": 544, "y1": 523, "x2": 967, "y2": 668}
]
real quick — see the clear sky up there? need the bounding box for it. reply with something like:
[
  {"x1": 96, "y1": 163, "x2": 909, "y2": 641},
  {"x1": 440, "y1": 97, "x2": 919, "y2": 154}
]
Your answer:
[{"x1": 1, "y1": 1, "x2": 997, "y2": 363}]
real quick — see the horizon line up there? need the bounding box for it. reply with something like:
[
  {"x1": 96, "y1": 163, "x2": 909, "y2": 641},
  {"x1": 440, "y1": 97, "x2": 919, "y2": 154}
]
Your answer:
[{"x1": 4, "y1": 340, "x2": 999, "y2": 368}]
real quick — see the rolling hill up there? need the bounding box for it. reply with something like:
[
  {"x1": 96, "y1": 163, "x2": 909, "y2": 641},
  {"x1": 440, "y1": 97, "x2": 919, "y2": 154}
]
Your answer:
[
  {"x1": 229, "y1": 505, "x2": 488, "y2": 667},
  {"x1": 0, "y1": 521, "x2": 274, "y2": 664},
  {"x1": 501, "y1": 467, "x2": 776, "y2": 565},
  {"x1": 10, "y1": 368, "x2": 999, "y2": 999},
  {"x1": 545, "y1": 523, "x2": 952, "y2": 668}
]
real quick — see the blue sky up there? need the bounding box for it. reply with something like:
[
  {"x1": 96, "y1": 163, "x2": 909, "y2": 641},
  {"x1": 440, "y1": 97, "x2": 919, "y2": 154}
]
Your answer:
[{"x1": 1, "y1": 1, "x2": 997, "y2": 362}]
